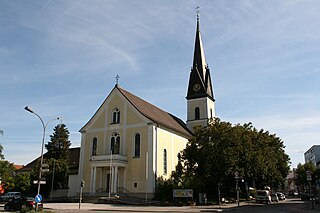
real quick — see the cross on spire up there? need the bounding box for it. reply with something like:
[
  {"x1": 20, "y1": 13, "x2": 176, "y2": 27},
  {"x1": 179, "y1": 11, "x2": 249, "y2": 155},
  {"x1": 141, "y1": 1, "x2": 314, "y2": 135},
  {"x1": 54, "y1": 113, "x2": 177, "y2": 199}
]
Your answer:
[
  {"x1": 115, "y1": 74, "x2": 120, "y2": 85},
  {"x1": 196, "y1": 5, "x2": 200, "y2": 21}
]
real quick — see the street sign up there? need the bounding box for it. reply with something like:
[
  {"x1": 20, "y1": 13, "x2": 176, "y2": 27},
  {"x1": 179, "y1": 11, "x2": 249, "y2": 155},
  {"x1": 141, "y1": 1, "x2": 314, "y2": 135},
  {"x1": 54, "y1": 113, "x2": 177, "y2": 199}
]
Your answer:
[
  {"x1": 35, "y1": 194, "x2": 42, "y2": 203},
  {"x1": 33, "y1": 180, "x2": 46, "y2": 184},
  {"x1": 41, "y1": 164, "x2": 49, "y2": 172},
  {"x1": 42, "y1": 164, "x2": 49, "y2": 168},
  {"x1": 234, "y1": 171, "x2": 239, "y2": 178},
  {"x1": 307, "y1": 174, "x2": 312, "y2": 181}
]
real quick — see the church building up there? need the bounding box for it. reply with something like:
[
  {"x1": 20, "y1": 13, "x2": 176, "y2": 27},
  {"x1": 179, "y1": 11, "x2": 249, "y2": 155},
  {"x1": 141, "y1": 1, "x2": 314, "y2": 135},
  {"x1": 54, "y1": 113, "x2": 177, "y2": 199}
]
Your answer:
[{"x1": 77, "y1": 15, "x2": 215, "y2": 199}]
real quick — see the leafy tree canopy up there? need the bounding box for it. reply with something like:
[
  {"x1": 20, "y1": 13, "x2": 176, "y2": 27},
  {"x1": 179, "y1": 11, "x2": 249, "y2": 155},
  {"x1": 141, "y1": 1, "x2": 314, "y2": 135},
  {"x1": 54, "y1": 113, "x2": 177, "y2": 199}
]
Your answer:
[
  {"x1": 0, "y1": 160, "x2": 15, "y2": 192},
  {"x1": 178, "y1": 118, "x2": 290, "y2": 197},
  {"x1": 295, "y1": 162, "x2": 319, "y2": 188}
]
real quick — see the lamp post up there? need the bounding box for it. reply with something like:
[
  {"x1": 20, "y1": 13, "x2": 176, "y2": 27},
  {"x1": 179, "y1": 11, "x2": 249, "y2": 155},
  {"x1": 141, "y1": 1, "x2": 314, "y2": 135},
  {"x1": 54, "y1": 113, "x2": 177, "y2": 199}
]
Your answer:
[
  {"x1": 234, "y1": 171, "x2": 240, "y2": 207},
  {"x1": 24, "y1": 106, "x2": 60, "y2": 211}
]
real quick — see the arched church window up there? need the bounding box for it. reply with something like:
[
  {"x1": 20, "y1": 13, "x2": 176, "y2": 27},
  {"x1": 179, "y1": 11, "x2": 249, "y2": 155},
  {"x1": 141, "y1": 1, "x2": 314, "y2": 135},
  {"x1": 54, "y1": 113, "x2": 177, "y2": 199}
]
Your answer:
[
  {"x1": 111, "y1": 132, "x2": 120, "y2": 154},
  {"x1": 195, "y1": 107, "x2": 200, "y2": 120},
  {"x1": 134, "y1": 133, "x2": 140, "y2": 157},
  {"x1": 92, "y1": 137, "x2": 97, "y2": 156},
  {"x1": 163, "y1": 149, "x2": 167, "y2": 175},
  {"x1": 112, "y1": 108, "x2": 120, "y2": 124}
]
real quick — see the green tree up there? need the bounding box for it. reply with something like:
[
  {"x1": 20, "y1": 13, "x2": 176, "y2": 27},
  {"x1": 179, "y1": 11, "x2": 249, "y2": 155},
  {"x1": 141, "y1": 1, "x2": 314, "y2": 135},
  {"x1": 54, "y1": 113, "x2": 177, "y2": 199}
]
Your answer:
[
  {"x1": 0, "y1": 130, "x2": 5, "y2": 160},
  {"x1": 0, "y1": 144, "x2": 4, "y2": 160},
  {"x1": 34, "y1": 123, "x2": 72, "y2": 197},
  {"x1": 0, "y1": 161, "x2": 15, "y2": 193},
  {"x1": 295, "y1": 162, "x2": 318, "y2": 190},
  {"x1": 45, "y1": 124, "x2": 71, "y2": 160},
  {"x1": 12, "y1": 173, "x2": 31, "y2": 193},
  {"x1": 155, "y1": 177, "x2": 174, "y2": 202},
  {"x1": 0, "y1": 142, "x2": 15, "y2": 193},
  {"x1": 180, "y1": 118, "x2": 290, "y2": 199}
]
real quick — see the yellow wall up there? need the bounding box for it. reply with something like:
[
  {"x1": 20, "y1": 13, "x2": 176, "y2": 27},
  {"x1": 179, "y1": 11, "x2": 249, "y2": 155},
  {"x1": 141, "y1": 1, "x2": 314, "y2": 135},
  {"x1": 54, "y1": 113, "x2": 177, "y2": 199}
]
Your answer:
[
  {"x1": 79, "y1": 88, "x2": 189, "y2": 195},
  {"x1": 156, "y1": 127, "x2": 188, "y2": 179}
]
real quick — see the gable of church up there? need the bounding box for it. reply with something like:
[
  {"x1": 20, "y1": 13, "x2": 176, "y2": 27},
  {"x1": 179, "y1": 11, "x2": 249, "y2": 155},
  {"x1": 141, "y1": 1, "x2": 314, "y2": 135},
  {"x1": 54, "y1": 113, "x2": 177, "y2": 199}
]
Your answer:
[{"x1": 80, "y1": 87, "x2": 149, "y2": 132}]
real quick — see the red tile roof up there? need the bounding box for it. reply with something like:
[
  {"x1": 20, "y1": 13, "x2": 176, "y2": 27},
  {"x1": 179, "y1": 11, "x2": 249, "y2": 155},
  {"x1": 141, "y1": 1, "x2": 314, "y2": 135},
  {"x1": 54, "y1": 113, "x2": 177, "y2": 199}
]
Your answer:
[{"x1": 14, "y1": 164, "x2": 23, "y2": 170}]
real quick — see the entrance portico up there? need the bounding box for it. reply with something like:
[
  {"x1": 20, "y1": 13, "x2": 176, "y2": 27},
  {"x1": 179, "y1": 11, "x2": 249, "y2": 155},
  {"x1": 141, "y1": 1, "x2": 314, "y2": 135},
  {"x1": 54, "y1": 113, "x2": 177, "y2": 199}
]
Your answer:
[{"x1": 90, "y1": 154, "x2": 127, "y2": 194}]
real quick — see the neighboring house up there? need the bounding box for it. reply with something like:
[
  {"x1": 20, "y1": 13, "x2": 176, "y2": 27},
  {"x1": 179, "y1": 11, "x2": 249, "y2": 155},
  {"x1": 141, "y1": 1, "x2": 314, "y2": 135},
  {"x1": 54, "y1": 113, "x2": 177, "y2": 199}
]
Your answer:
[
  {"x1": 285, "y1": 169, "x2": 298, "y2": 194},
  {"x1": 13, "y1": 165, "x2": 23, "y2": 175},
  {"x1": 13, "y1": 165, "x2": 23, "y2": 170},
  {"x1": 77, "y1": 16, "x2": 216, "y2": 199},
  {"x1": 18, "y1": 147, "x2": 80, "y2": 197},
  {"x1": 304, "y1": 145, "x2": 320, "y2": 167}
]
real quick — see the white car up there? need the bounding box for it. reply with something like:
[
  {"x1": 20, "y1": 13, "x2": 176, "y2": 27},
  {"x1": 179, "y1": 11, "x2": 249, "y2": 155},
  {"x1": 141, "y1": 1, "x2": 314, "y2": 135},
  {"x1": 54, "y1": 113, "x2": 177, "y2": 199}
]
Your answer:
[
  {"x1": 271, "y1": 194, "x2": 279, "y2": 202},
  {"x1": 276, "y1": 192, "x2": 286, "y2": 201},
  {"x1": 256, "y1": 190, "x2": 271, "y2": 204}
]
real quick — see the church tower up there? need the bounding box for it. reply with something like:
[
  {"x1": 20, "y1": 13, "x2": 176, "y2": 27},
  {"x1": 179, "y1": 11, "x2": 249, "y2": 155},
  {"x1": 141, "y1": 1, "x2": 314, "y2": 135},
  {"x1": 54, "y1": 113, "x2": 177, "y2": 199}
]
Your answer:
[{"x1": 186, "y1": 14, "x2": 215, "y2": 132}]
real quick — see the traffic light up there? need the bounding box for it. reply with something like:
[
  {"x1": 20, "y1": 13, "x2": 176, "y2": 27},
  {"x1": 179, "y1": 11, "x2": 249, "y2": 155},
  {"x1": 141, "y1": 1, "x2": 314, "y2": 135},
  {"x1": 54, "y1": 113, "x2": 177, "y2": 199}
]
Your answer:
[{"x1": 80, "y1": 179, "x2": 85, "y2": 187}]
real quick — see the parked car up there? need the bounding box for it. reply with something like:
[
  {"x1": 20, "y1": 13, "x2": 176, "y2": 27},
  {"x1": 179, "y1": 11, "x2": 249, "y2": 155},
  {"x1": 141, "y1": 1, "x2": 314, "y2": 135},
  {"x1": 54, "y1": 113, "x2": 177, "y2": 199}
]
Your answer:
[
  {"x1": 271, "y1": 194, "x2": 279, "y2": 202},
  {"x1": 4, "y1": 197, "x2": 43, "y2": 211},
  {"x1": 301, "y1": 192, "x2": 312, "y2": 201},
  {"x1": 0, "y1": 192, "x2": 21, "y2": 202},
  {"x1": 276, "y1": 192, "x2": 286, "y2": 201},
  {"x1": 256, "y1": 190, "x2": 271, "y2": 204}
]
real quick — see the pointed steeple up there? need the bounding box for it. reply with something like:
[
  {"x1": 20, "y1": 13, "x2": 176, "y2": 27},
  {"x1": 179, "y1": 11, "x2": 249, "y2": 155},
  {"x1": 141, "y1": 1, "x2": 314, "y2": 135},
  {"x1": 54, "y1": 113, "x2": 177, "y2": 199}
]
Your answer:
[{"x1": 186, "y1": 14, "x2": 214, "y2": 101}]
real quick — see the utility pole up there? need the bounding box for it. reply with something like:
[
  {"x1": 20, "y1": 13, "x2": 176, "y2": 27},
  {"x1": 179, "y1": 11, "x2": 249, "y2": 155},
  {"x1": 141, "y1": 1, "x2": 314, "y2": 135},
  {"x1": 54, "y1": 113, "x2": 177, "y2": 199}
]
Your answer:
[{"x1": 235, "y1": 172, "x2": 240, "y2": 207}]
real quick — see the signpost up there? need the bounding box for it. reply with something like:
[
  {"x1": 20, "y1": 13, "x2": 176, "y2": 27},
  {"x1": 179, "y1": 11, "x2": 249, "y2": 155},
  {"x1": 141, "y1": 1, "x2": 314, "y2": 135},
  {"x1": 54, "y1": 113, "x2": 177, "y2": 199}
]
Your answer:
[
  {"x1": 79, "y1": 179, "x2": 85, "y2": 209},
  {"x1": 306, "y1": 171, "x2": 314, "y2": 209},
  {"x1": 35, "y1": 194, "x2": 42, "y2": 203},
  {"x1": 41, "y1": 163, "x2": 50, "y2": 172},
  {"x1": 33, "y1": 180, "x2": 46, "y2": 185},
  {"x1": 173, "y1": 189, "x2": 193, "y2": 205}
]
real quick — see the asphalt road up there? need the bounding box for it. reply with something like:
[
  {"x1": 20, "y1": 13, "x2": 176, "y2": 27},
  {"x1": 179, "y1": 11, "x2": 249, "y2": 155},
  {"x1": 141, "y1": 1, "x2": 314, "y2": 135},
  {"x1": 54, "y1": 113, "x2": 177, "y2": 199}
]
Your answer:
[{"x1": 0, "y1": 198, "x2": 319, "y2": 213}]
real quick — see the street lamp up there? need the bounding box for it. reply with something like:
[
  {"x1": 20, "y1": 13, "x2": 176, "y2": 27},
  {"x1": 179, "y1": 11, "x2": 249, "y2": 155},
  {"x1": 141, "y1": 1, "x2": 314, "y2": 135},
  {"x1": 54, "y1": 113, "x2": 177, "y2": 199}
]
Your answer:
[{"x1": 24, "y1": 106, "x2": 60, "y2": 210}]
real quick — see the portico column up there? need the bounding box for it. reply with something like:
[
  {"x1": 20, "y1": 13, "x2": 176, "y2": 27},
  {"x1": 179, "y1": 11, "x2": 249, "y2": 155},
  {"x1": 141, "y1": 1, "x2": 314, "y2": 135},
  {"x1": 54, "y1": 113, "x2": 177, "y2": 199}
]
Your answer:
[
  {"x1": 111, "y1": 166, "x2": 115, "y2": 193},
  {"x1": 92, "y1": 166, "x2": 97, "y2": 194},
  {"x1": 114, "y1": 166, "x2": 118, "y2": 193},
  {"x1": 90, "y1": 166, "x2": 95, "y2": 193}
]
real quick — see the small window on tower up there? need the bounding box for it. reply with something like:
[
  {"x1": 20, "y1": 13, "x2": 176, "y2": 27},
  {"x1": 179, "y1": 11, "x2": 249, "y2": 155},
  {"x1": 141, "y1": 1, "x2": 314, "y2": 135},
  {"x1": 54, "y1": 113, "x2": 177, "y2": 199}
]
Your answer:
[{"x1": 195, "y1": 107, "x2": 200, "y2": 120}]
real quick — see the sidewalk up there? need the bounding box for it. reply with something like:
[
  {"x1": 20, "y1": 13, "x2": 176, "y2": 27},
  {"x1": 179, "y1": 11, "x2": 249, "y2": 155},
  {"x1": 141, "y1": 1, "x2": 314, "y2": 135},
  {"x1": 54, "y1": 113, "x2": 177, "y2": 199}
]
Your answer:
[{"x1": 43, "y1": 201, "x2": 251, "y2": 213}]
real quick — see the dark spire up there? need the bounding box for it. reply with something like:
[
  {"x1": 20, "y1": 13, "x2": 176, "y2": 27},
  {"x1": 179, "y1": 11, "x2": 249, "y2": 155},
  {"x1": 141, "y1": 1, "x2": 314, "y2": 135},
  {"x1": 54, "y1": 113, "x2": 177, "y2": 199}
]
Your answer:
[{"x1": 186, "y1": 13, "x2": 214, "y2": 101}]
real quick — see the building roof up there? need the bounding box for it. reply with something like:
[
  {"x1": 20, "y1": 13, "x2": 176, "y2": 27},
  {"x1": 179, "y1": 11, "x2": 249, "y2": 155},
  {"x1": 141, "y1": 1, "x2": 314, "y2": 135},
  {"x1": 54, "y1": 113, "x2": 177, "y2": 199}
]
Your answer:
[
  {"x1": 13, "y1": 164, "x2": 23, "y2": 170},
  {"x1": 117, "y1": 86, "x2": 192, "y2": 138},
  {"x1": 18, "y1": 147, "x2": 80, "y2": 174},
  {"x1": 80, "y1": 85, "x2": 192, "y2": 138}
]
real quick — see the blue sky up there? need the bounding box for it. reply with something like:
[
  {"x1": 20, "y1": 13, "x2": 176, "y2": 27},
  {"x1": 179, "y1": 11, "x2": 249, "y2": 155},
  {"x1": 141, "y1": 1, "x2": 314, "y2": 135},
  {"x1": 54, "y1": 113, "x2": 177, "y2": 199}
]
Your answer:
[{"x1": 1, "y1": 0, "x2": 320, "y2": 169}]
